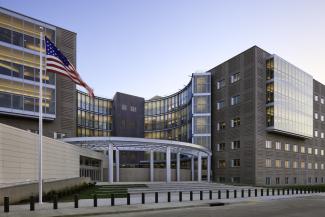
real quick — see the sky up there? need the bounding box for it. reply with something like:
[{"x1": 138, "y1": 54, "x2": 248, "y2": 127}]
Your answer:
[{"x1": 1, "y1": 0, "x2": 325, "y2": 99}]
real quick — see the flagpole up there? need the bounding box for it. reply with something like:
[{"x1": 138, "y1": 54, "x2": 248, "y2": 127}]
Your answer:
[{"x1": 39, "y1": 29, "x2": 43, "y2": 204}]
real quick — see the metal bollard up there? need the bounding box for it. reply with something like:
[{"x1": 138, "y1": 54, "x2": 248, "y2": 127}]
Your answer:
[
  {"x1": 141, "y1": 193, "x2": 145, "y2": 204},
  {"x1": 190, "y1": 191, "x2": 193, "y2": 201},
  {"x1": 127, "y1": 193, "x2": 130, "y2": 205},
  {"x1": 296, "y1": 189, "x2": 298, "y2": 195},
  {"x1": 4, "y1": 197, "x2": 9, "y2": 213},
  {"x1": 234, "y1": 190, "x2": 237, "y2": 198},
  {"x1": 241, "y1": 189, "x2": 244, "y2": 198},
  {"x1": 304, "y1": 189, "x2": 306, "y2": 194},
  {"x1": 93, "y1": 194, "x2": 97, "y2": 207},
  {"x1": 311, "y1": 189, "x2": 314, "y2": 194},
  {"x1": 267, "y1": 189, "x2": 269, "y2": 196},
  {"x1": 226, "y1": 190, "x2": 229, "y2": 199},
  {"x1": 300, "y1": 189, "x2": 302, "y2": 194},
  {"x1": 272, "y1": 189, "x2": 275, "y2": 196},
  {"x1": 308, "y1": 189, "x2": 310, "y2": 194},
  {"x1": 200, "y1": 191, "x2": 203, "y2": 200},
  {"x1": 209, "y1": 190, "x2": 212, "y2": 200},
  {"x1": 283, "y1": 189, "x2": 285, "y2": 195},
  {"x1": 111, "y1": 194, "x2": 115, "y2": 206},
  {"x1": 218, "y1": 190, "x2": 221, "y2": 199},
  {"x1": 155, "y1": 192, "x2": 159, "y2": 203},
  {"x1": 277, "y1": 189, "x2": 280, "y2": 195},
  {"x1": 287, "y1": 189, "x2": 289, "y2": 195},
  {"x1": 248, "y1": 189, "x2": 251, "y2": 197},
  {"x1": 179, "y1": 192, "x2": 182, "y2": 202},
  {"x1": 292, "y1": 188, "x2": 294, "y2": 195},
  {"x1": 255, "y1": 189, "x2": 257, "y2": 197},
  {"x1": 74, "y1": 194, "x2": 79, "y2": 208},
  {"x1": 30, "y1": 196, "x2": 35, "y2": 211},
  {"x1": 53, "y1": 195, "x2": 58, "y2": 210},
  {"x1": 167, "y1": 192, "x2": 171, "y2": 202},
  {"x1": 261, "y1": 189, "x2": 264, "y2": 197}
]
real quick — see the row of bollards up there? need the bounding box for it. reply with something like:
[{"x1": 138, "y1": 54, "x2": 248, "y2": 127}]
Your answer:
[{"x1": 3, "y1": 188, "x2": 323, "y2": 212}]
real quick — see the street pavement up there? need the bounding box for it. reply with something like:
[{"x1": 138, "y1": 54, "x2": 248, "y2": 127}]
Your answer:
[
  {"x1": 1, "y1": 193, "x2": 324, "y2": 217},
  {"x1": 88, "y1": 195, "x2": 325, "y2": 217}
]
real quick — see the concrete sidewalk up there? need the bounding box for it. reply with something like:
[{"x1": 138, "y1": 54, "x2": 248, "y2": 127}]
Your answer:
[{"x1": 1, "y1": 193, "x2": 324, "y2": 217}]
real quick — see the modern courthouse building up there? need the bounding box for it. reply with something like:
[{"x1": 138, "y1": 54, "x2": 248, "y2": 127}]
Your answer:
[{"x1": 0, "y1": 7, "x2": 325, "y2": 187}]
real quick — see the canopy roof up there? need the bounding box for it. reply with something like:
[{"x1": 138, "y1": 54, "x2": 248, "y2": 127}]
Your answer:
[{"x1": 62, "y1": 137, "x2": 211, "y2": 157}]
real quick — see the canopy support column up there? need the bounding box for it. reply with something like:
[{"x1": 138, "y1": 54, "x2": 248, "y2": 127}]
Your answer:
[{"x1": 166, "y1": 146, "x2": 171, "y2": 183}]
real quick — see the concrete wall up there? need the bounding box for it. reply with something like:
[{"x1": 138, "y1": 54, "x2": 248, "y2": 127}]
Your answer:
[
  {"x1": 0, "y1": 123, "x2": 104, "y2": 184},
  {"x1": 0, "y1": 177, "x2": 90, "y2": 205}
]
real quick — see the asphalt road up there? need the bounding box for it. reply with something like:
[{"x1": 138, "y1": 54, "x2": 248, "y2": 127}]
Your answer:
[{"x1": 91, "y1": 195, "x2": 325, "y2": 217}]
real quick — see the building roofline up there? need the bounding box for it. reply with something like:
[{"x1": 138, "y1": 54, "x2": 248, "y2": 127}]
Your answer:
[{"x1": 0, "y1": 7, "x2": 77, "y2": 34}]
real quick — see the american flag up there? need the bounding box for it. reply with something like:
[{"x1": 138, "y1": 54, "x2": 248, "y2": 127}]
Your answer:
[{"x1": 45, "y1": 36, "x2": 94, "y2": 97}]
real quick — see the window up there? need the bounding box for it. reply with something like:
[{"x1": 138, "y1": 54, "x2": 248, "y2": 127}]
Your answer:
[
  {"x1": 322, "y1": 98, "x2": 324, "y2": 104},
  {"x1": 217, "y1": 100, "x2": 225, "y2": 110},
  {"x1": 217, "y1": 143, "x2": 226, "y2": 152},
  {"x1": 315, "y1": 112, "x2": 319, "y2": 119},
  {"x1": 231, "y1": 140, "x2": 240, "y2": 150},
  {"x1": 308, "y1": 177, "x2": 312, "y2": 183},
  {"x1": 315, "y1": 177, "x2": 318, "y2": 183},
  {"x1": 130, "y1": 106, "x2": 137, "y2": 112},
  {"x1": 308, "y1": 163, "x2": 312, "y2": 169},
  {"x1": 219, "y1": 177, "x2": 226, "y2": 183},
  {"x1": 321, "y1": 150, "x2": 324, "y2": 156},
  {"x1": 266, "y1": 159, "x2": 272, "y2": 167},
  {"x1": 121, "y1": 104, "x2": 127, "y2": 110},
  {"x1": 301, "y1": 161, "x2": 305, "y2": 169},
  {"x1": 231, "y1": 159, "x2": 240, "y2": 167},
  {"x1": 275, "y1": 142, "x2": 281, "y2": 150},
  {"x1": 265, "y1": 140, "x2": 272, "y2": 149},
  {"x1": 308, "y1": 147, "x2": 312, "y2": 154},
  {"x1": 285, "y1": 177, "x2": 289, "y2": 184},
  {"x1": 231, "y1": 117, "x2": 240, "y2": 127},
  {"x1": 217, "y1": 79, "x2": 225, "y2": 89},
  {"x1": 293, "y1": 177, "x2": 297, "y2": 184},
  {"x1": 230, "y1": 72, "x2": 240, "y2": 83},
  {"x1": 322, "y1": 115, "x2": 325, "y2": 122},
  {"x1": 321, "y1": 132, "x2": 324, "y2": 138},
  {"x1": 231, "y1": 177, "x2": 240, "y2": 183},
  {"x1": 285, "y1": 160, "x2": 290, "y2": 168},
  {"x1": 230, "y1": 95, "x2": 240, "y2": 106},
  {"x1": 275, "y1": 160, "x2": 281, "y2": 168},
  {"x1": 217, "y1": 122, "x2": 226, "y2": 131},
  {"x1": 315, "y1": 148, "x2": 318, "y2": 155},
  {"x1": 276, "y1": 177, "x2": 280, "y2": 185},
  {"x1": 321, "y1": 164, "x2": 324, "y2": 170},
  {"x1": 315, "y1": 163, "x2": 318, "y2": 170},
  {"x1": 293, "y1": 161, "x2": 298, "y2": 169},
  {"x1": 315, "y1": 95, "x2": 319, "y2": 101},
  {"x1": 284, "y1": 143, "x2": 290, "y2": 151},
  {"x1": 265, "y1": 177, "x2": 271, "y2": 185},
  {"x1": 315, "y1": 130, "x2": 318, "y2": 137},
  {"x1": 293, "y1": 145, "x2": 298, "y2": 152},
  {"x1": 218, "y1": 160, "x2": 226, "y2": 168},
  {"x1": 301, "y1": 146, "x2": 305, "y2": 153}
]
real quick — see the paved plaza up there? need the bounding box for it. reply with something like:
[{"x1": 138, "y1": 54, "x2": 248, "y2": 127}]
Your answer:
[{"x1": 1, "y1": 191, "x2": 324, "y2": 217}]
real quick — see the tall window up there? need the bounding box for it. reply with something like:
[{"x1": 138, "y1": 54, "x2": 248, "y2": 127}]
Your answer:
[
  {"x1": 265, "y1": 140, "x2": 272, "y2": 149},
  {"x1": 217, "y1": 79, "x2": 225, "y2": 89},
  {"x1": 217, "y1": 100, "x2": 225, "y2": 110},
  {"x1": 217, "y1": 143, "x2": 226, "y2": 151},
  {"x1": 266, "y1": 159, "x2": 272, "y2": 167},
  {"x1": 275, "y1": 160, "x2": 281, "y2": 168},
  {"x1": 231, "y1": 117, "x2": 240, "y2": 128},
  {"x1": 231, "y1": 140, "x2": 240, "y2": 150},
  {"x1": 230, "y1": 95, "x2": 240, "y2": 106},
  {"x1": 230, "y1": 72, "x2": 240, "y2": 83},
  {"x1": 231, "y1": 159, "x2": 240, "y2": 167},
  {"x1": 217, "y1": 121, "x2": 226, "y2": 131},
  {"x1": 275, "y1": 142, "x2": 281, "y2": 150},
  {"x1": 284, "y1": 143, "x2": 290, "y2": 151}
]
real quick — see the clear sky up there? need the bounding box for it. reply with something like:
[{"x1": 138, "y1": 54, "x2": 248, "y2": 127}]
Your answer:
[{"x1": 1, "y1": 0, "x2": 325, "y2": 99}]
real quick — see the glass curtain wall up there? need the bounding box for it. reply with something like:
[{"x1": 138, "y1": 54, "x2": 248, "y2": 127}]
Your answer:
[
  {"x1": 144, "y1": 82, "x2": 192, "y2": 142},
  {"x1": 0, "y1": 10, "x2": 56, "y2": 118},
  {"x1": 77, "y1": 91, "x2": 113, "y2": 137},
  {"x1": 266, "y1": 55, "x2": 313, "y2": 138}
]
